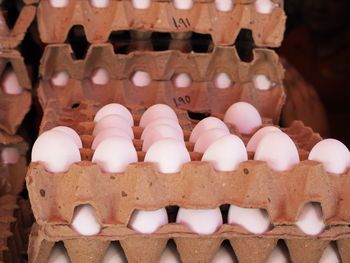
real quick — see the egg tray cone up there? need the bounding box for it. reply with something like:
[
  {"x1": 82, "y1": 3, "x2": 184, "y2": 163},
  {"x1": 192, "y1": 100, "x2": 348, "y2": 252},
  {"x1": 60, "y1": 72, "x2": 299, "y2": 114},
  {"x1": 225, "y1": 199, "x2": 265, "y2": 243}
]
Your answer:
[
  {"x1": 0, "y1": 1, "x2": 36, "y2": 49},
  {"x1": 0, "y1": 50, "x2": 32, "y2": 135},
  {"x1": 29, "y1": 222, "x2": 350, "y2": 263},
  {"x1": 36, "y1": 0, "x2": 285, "y2": 47},
  {"x1": 38, "y1": 44, "x2": 285, "y2": 124}
]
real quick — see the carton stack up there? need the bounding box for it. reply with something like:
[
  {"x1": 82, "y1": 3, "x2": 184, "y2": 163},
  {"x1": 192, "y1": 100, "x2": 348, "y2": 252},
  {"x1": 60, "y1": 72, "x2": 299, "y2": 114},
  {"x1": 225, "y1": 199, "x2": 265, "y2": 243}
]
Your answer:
[{"x1": 0, "y1": 0, "x2": 35, "y2": 261}]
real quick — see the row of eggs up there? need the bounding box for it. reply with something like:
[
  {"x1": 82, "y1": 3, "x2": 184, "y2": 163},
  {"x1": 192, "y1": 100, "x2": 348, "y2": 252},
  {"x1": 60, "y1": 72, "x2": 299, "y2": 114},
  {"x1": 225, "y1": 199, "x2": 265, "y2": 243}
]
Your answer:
[{"x1": 48, "y1": 0, "x2": 279, "y2": 14}]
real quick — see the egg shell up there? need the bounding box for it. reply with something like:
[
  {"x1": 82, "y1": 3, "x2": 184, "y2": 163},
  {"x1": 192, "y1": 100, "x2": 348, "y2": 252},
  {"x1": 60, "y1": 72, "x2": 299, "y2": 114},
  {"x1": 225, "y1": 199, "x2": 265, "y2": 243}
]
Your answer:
[
  {"x1": 211, "y1": 246, "x2": 237, "y2": 263},
  {"x1": 91, "y1": 68, "x2": 109, "y2": 85},
  {"x1": 319, "y1": 244, "x2": 341, "y2": 263},
  {"x1": 52, "y1": 126, "x2": 83, "y2": 148},
  {"x1": 173, "y1": 0, "x2": 193, "y2": 9},
  {"x1": 144, "y1": 138, "x2": 190, "y2": 173},
  {"x1": 92, "y1": 137, "x2": 137, "y2": 173},
  {"x1": 139, "y1": 104, "x2": 178, "y2": 128},
  {"x1": 253, "y1": 74, "x2": 272, "y2": 90},
  {"x1": 224, "y1": 102, "x2": 262, "y2": 135},
  {"x1": 142, "y1": 124, "x2": 184, "y2": 152},
  {"x1": 227, "y1": 205, "x2": 271, "y2": 234},
  {"x1": 255, "y1": 0, "x2": 275, "y2": 14},
  {"x1": 92, "y1": 128, "x2": 131, "y2": 150},
  {"x1": 48, "y1": 243, "x2": 71, "y2": 263},
  {"x1": 49, "y1": 0, "x2": 69, "y2": 8},
  {"x1": 214, "y1": 72, "x2": 232, "y2": 89},
  {"x1": 71, "y1": 205, "x2": 101, "y2": 236},
  {"x1": 176, "y1": 208, "x2": 223, "y2": 235},
  {"x1": 1, "y1": 147, "x2": 20, "y2": 165},
  {"x1": 90, "y1": 0, "x2": 110, "y2": 8},
  {"x1": 266, "y1": 245, "x2": 289, "y2": 263},
  {"x1": 131, "y1": 71, "x2": 151, "y2": 87},
  {"x1": 131, "y1": 0, "x2": 151, "y2": 9},
  {"x1": 173, "y1": 73, "x2": 192, "y2": 88},
  {"x1": 1, "y1": 70, "x2": 23, "y2": 95},
  {"x1": 93, "y1": 114, "x2": 134, "y2": 139},
  {"x1": 128, "y1": 208, "x2": 168, "y2": 234},
  {"x1": 254, "y1": 132, "x2": 300, "y2": 172},
  {"x1": 190, "y1": 117, "x2": 229, "y2": 143},
  {"x1": 194, "y1": 128, "x2": 229, "y2": 153},
  {"x1": 31, "y1": 131, "x2": 81, "y2": 173},
  {"x1": 215, "y1": 0, "x2": 233, "y2": 12},
  {"x1": 51, "y1": 71, "x2": 69, "y2": 87},
  {"x1": 159, "y1": 244, "x2": 181, "y2": 263},
  {"x1": 94, "y1": 103, "x2": 134, "y2": 126},
  {"x1": 246, "y1": 126, "x2": 281, "y2": 152},
  {"x1": 103, "y1": 243, "x2": 127, "y2": 263},
  {"x1": 308, "y1": 139, "x2": 350, "y2": 174},
  {"x1": 296, "y1": 203, "x2": 325, "y2": 236},
  {"x1": 141, "y1": 118, "x2": 183, "y2": 140},
  {"x1": 202, "y1": 134, "x2": 247, "y2": 172}
]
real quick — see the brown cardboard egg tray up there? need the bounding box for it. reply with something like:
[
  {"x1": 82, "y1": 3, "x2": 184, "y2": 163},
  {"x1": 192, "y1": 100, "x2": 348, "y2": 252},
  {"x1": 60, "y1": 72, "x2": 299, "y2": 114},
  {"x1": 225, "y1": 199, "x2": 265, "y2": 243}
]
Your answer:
[
  {"x1": 0, "y1": 0, "x2": 36, "y2": 49},
  {"x1": 36, "y1": 0, "x2": 285, "y2": 47},
  {"x1": 0, "y1": 49, "x2": 32, "y2": 135},
  {"x1": 38, "y1": 44, "x2": 286, "y2": 124}
]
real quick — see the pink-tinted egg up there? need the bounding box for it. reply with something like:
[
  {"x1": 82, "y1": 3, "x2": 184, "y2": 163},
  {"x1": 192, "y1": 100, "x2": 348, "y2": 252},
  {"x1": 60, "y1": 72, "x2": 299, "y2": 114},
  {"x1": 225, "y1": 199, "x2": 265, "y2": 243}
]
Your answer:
[
  {"x1": 176, "y1": 208, "x2": 223, "y2": 235},
  {"x1": 131, "y1": 71, "x2": 151, "y2": 87},
  {"x1": 202, "y1": 134, "x2": 247, "y2": 172},
  {"x1": 308, "y1": 139, "x2": 350, "y2": 174},
  {"x1": 224, "y1": 102, "x2": 262, "y2": 134},
  {"x1": 94, "y1": 103, "x2": 134, "y2": 126},
  {"x1": 51, "y1": 71, "x2": 69, "y2": 87},
  {"x1": 103, "y1": 243, "x2": 127, "y2": 263},
  {"x1": 266, "y1": 245, "x2": 289, "y2": 263},
  {"x1": 228, "y1": 205, "x2": 271, "y2": 234},
  {"x1": 173, "y1": 0, "x2": 193, "y2": 9},
  {"x1": 90, "y1": 0, "x2": 110, "y2": 8},
  {"x1": 320, "y1": 244, "x2": 341, "y2": 263},
  {"x1": 246, "y1": 126, "x2": 281, "y2": 152},
  {"x1": 194, "y1": 128, "x2": 229, "y2": 153},
  {"x1": 215, "y1": 0, "x2": 233, "y2": 12},
  {"x1": 159, "y1": 244, "x2": 181, "y2": 263},
  {"x1": 173, "y1": 73, "x2": 192, "y2": 88},
  {"x1": 1, "y1": 147, "x2": 20, "y2": 165},
  {"x1": 255, "y1": 0, "x2": 275, "y2": 14},
  {"x1": 1, "y1": 70, "x2": 23, "y2": 95},
  {"x1": 92, "y1": 137, "x2": 137, "y2": 173},
  {"x1": 49, "y1": 0, "x2": 69, "y2": 8},
  {"x1": 128, "y1": 208, "x2": 168, "y2": 234},
  {"x1": 93, "y1": 114, "x2": 134, "y2": 138},
  {"x1": 91, "y1": 68, "x2": 109, "y2": 85},
  {"x1": 31, "y1": 131, "x2": 81, "y2": 173},
  {"x1": 214, "y1": 72, "x2": 233, "y2": 89},
  {"x1": 190, "y1": 117, "x2": 229, "y2": 143},
  {"x1": 52, "y1": 126, "x2": 82, "y2": 148},
  {"x1": 254, "y1": 132, "x2": 299, "y2": 172},
  {"x1": 141, "y1": 118, "x2": 183, "y2": 140},
  {"x1": 71, "y1": 205, "x2": 101, "y2": 236},
  {"x1": 296, "y1": 203, "x2": 325, "y2": 236},
  {"x1": 144, "y1": 138, "x2": 190, "y2": 173},
  {"x1": 131, "y1": 0, "x2": 151, "y2": 9},
  {"x1": 92, "y1": 128, "x2": 131, "y2": 150},
  {"x1": 139, "y1": 104, "x2": 178, "y2": 128},
  {"x1": 48, "y1": 243, "x2": 70, "y2": 263},
  {"x1": 253, "y1": 74, "x2": 272, "y2": 90},
  {"x1": 212, "y1": 246, "x2": 237, "y2": 263}
]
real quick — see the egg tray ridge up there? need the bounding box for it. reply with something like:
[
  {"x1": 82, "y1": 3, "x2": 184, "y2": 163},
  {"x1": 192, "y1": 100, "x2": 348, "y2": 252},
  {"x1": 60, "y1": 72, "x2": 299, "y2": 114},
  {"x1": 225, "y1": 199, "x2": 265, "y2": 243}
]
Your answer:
[
  {"x1": 29, "y1": 222, "x2": 350, "y2": 263},
  {"x1": 38, "y1": 44, "x2": 285, "y2": 124},
  {"x1": 0, "y1": 50, "x2": 32, "y2": 135}
]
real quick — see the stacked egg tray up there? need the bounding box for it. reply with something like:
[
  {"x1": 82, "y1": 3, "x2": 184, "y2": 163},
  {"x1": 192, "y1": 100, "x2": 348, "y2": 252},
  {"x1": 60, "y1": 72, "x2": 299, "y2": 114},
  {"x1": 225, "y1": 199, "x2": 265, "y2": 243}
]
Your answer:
[
  {"x1": 25, "y1": 101, "x2": 350, "y2": 263},
  {"x1": 38, "y1": 44, "x2": 285, "y2": 124},
  {"x1": 36, "y1": 0, "x2": 286, "y2": 47}
]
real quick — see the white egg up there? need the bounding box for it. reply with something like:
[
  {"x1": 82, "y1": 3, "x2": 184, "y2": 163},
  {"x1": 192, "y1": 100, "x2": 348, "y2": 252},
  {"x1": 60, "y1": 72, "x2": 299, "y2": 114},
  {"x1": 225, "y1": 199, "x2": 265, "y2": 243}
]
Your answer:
[
  {"x1": 308, "y1": 139, "x2": 350, "y2": 174},
  {"x1": 48, "y1": 243, "x2": 71, "y2": 263},
  {"x1": 139, "y1": 104, "x2": 178, "y2": 128},
  {"x1": 131, "y1": 71, "x2": 151, "y2": 87},
  {"x1": 214, "y1": 72, "x2": 233, "y2": 89},
  {"x1": 176, "y1": 208, "x2": 223, "y2": 235},
  {"x1": 211, "y1": 246, "x2": 237, "y2": 263},
  {"x1": 93, "y1": 114, "x2": 134, "y2": 139},
  {"x1": 228, "y1": 205, "x2": 271, "y2": 234},
  {"x1": 49, "y1": 0, "x2": 69, "y2": 8},
  {"x1": 92, "y1": 137, "x2": 137, "y2": 173},
  {"x1": 90, "y1": 0, "x2": 110, "y2": 8},
  {"x1": 173, "y1": 0, "x2": 193, "y2": 10},
  {"x1": 142, "y1": 124, "x2": 184, "y2": 152},
  {"x1": 94, "y1": 103, "x2": 134, "y2": 126},
  {"x1": 255, "y1": 0, "x2": 275, "y2": 14},
  {"x1": 253, "y1": 74, "x2": 272, "y2": 90},
  {"x1": 1, "y1": 70, "x2": 23, "y2": 95},
  {"x1": 246, "y1": 126, "x2": 281, "y2": 152},
  {"x1": 266, "y1": 245, "x2": 289, "y2": 263},
  {"x1": 215, "y1": 0, "x2": 234, "y2": 12},
  {"x1": 71, "y1": 205, "x2": 101, "y2": 236},
  {"x1": 144, "y1": 138, "x2": 190, "y2": 173},
  {"x1": 194, "y1": 128, "x2": 229, "y2": 153},
  {"x1": 173, "y1": 73, "x2": 192, "y2": 88},
  {"x1": 102, "y1": 243, "x2": 127, "y2": 263},
  {"x1": 32, "y1": 131, "x2": 81, "y2": 173},
  {"x1": 296, "y1": 203, "x2": 325, "y2": 236},
  {"x1": 52, "y1": 126, "x2": 83, "y2": 149},
  {"x1": 92, "y1": 128, "x2": 131, "y2": 150},
  {"x1": 128, "y1": 208, "x2": 168, "y2": 234},
  {"x1": 131, "y1": 0, "x2": 151, "y2": 9},
  {"x1": 51, "y1": 71, "x2": 69, "y2": 87},
  {"x1": 202, "y1": 134, "x2": 247, "y2": 172},
  {"x1": 254, "y1": 132, "x2": 299, "y2": 172},
  {"x1": 159, "y1": 244, "x2": 181, "y2": 263},
  {"x1": 319, "y1": 244, "x2": 341, "y2": 263},
  {"x1": 91, "y1": 68, "x2": 109, "y2": 85},
  {"x1": 141, "y1": 118, "x2": 183, "y2": 140},
  {"x1": 1, "y1": 147, "x2": 20, "y2": 165},
  {"x1": 190, "y1": 117, "x2": 229, "y2": 143},
  {"x1": 224, "y1": 102, "x2": 262, "y2": 134}
]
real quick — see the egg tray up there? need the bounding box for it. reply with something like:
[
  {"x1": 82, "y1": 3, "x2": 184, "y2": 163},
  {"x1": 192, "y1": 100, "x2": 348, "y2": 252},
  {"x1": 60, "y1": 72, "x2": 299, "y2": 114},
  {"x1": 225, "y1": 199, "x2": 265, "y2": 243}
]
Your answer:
[
  {"x1": 0, "y1": 49, "x2": 32, "y2": 135},
  {"x1": 29, "y1": 223, "x2": 350, "y2": 263},
  {"x1": 38, "y1": 44, "x2": 285, "y2": 124},
  {"x1": 0, "y1": 0, "x2": 36, "y2": 49},
  {"x1": 36, "y1": 0, "x2": 285, "y2": 47}
]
